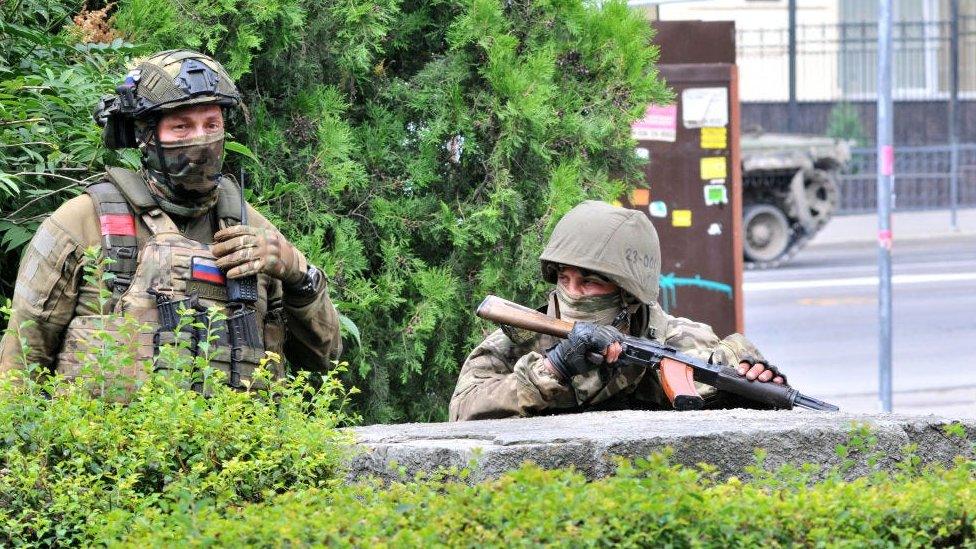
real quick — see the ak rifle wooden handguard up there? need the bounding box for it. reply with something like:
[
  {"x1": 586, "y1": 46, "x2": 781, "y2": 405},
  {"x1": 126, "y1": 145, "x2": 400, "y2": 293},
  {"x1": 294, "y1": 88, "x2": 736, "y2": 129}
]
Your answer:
[{"x1": 476, "y1": 295, "x2": 704, "y2": 410}]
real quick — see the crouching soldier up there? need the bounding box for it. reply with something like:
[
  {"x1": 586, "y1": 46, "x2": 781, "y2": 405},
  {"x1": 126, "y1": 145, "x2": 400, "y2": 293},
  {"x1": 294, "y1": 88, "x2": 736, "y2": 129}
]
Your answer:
[{"x1": 450, "y1": 200, "x2": 785, "y2": 421}]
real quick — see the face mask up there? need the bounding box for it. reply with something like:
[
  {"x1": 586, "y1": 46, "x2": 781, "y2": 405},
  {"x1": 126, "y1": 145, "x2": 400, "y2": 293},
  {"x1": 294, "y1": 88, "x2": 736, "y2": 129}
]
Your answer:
[
  {"x1": 555, "y1": 284, "x2": 624, "y2": 326},
  {"x1": 142, "y1": 130, "x2": 224, "y2": 217}
]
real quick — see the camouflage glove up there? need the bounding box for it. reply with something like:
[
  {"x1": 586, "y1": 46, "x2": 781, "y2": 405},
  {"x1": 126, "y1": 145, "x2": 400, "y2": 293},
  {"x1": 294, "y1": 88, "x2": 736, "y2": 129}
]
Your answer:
[
  {"x1": 545, "y1": 322, "x2": 624, "y2": 380},
  {"x1": 211, "y1": 225, "x2": 307, "y2": 284}
]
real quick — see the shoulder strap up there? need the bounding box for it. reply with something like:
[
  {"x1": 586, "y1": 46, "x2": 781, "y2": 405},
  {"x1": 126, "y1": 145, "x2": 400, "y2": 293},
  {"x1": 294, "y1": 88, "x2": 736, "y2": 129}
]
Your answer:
[
  {"x1": 105, "y1": 167, "x2": 158, "y2": 213},
  {"x1": 214, "y1": 175, "x2": 243, "y2": 226},
  {"x1": 85, "y1": 179, "x2": 140, "y2": 295}
]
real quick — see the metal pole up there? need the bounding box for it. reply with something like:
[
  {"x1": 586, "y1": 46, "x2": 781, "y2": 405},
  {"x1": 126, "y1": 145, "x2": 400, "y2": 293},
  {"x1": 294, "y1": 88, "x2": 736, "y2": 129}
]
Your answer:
[
  {"x1": 788, "y1": 0, "x2": 798, "y2": 132},
  {"x1": 876, "y1": 0, "x2": 894, "y2": 413},
  {"x1": 949, "y1": 0, "x2": 960, "y2": 230}
]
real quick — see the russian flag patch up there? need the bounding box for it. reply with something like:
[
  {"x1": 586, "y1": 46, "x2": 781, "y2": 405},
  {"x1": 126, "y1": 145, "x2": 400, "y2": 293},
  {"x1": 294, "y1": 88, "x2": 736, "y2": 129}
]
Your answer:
[{"x1": 191, "y1": 256, "x2": 226, "y2": 285}]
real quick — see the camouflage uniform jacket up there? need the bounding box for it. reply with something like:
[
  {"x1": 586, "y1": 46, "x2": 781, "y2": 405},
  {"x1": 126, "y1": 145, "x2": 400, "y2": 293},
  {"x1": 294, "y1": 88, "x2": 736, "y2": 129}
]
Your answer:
[
  {"x1": 0, "y1": 173, "x2": 342, "y2": 378},
  {"x1": 449, "y1": 295, "x2": 766, "y2": 421}
]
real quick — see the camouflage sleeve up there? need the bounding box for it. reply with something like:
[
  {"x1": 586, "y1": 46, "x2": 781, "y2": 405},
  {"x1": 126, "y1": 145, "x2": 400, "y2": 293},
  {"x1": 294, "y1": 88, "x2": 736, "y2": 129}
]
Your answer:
[
  {"x1": 278, "y1": 272, "x2": 342, "y2": 372},
  {"x1": 0, "y1": 200, "x2": 91, "y2": 374},
  {"x1": 449, "y1": 329, "x2": 576, "y2": 421}
]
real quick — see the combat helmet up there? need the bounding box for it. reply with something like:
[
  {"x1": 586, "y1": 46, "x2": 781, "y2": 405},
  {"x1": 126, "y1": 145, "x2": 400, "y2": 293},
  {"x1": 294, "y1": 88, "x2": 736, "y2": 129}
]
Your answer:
[
  {"x1": 94, "y1": 50, "x2": 241, "y2": 148},
  {"x1": 540, "y1": 200, "x2": 661, "y2": 304}
]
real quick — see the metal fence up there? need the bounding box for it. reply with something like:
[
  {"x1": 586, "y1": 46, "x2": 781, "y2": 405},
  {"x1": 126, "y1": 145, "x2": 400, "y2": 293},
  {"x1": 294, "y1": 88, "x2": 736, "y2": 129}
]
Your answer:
[
  {"x1": 736, "y1": 17, "x2": 976, "y2": 102},
  {"x1": 837, "y1": 143, "x2": 976, "y2": 213}
]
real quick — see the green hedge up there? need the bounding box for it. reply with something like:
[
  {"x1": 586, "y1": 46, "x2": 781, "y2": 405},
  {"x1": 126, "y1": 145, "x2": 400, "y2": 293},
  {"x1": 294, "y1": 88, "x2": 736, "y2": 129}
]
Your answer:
[
  {"x1": 2, "y1": 277, "x2": 974, "y2": 546},
  {"x1": 5, "y1": 348, "x2": 975, "y2": 548},
  {"x1": 124, "y1": 453, "x2": 976, "y2": 547},
  {"x1": 0, "y1": 282, "x2": 357, "y2": 545}
]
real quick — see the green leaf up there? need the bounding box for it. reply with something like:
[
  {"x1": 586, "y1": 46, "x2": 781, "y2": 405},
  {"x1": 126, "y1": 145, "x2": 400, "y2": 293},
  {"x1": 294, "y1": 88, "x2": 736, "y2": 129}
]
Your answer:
[
  {"x1": 338, "y1": 313, "x2": 361, "y2": 348},
  {"x1": 225, "y1": 141, "x2": 260, "y2": 164}
]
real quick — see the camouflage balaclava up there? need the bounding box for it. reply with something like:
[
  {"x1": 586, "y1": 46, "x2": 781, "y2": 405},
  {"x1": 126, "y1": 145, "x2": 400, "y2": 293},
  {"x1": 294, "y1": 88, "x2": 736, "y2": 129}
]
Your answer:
[
  {"x1": 141, "y1": 127, "x2": 224, "y2": 218},
  {"x1": 554, "y1": 281, "x2": 625, "y2": 326},
  {"x1": 95, "y1": 50, "x2": 241, "y2": 218}
]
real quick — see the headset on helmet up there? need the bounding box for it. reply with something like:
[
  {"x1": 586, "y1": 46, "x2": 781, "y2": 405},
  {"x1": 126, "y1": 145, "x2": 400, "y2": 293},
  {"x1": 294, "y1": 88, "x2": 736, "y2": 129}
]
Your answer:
[{"x1": 93, "y1": 50, "x2": 241, "y2": 149}]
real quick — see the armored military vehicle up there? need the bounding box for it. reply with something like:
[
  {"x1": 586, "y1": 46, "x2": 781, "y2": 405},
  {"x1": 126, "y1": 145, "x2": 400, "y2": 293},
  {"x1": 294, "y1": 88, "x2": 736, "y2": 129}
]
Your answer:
[{"x1": 740, "y1": 132, "x2": 851, "y2": 268}]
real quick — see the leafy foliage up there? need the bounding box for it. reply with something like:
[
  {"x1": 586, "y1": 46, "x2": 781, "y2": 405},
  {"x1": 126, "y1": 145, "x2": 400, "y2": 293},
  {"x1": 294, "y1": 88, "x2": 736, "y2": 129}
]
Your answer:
[
  {"x1": 124, "y1": 450, "x2": 976, "y2": 546},
  {"x1": 0, "y1": 1, "x2": 142, "y2": 297},
  {"x1": 2, "y1": 0, "x2": 668, "y2": 422},
  {"x1": 826, "y1": 101, "x2": 867, "y2": 146},
  {"x1": 0, "y1": 254, "x2": 356, "y2": 546}
]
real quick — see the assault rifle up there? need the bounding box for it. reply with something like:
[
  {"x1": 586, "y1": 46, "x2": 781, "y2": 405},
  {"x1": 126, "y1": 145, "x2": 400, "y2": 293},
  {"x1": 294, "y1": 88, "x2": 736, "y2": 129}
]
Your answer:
[
  {"x1": 225, "y1": 168, "x2": 261, "y2": 387},
  {"x1": 225, "y1": 302, "x2": 262, "y2": 388},
  {"x1": 150, "y1": 289, "x2": 203, "y2": 356},
  {"x1": 477, "y1": 295, "x2": 839, "y2": 412},
  {"x1": 150, "y1": 289, "x2": 261, "y2": 388}
]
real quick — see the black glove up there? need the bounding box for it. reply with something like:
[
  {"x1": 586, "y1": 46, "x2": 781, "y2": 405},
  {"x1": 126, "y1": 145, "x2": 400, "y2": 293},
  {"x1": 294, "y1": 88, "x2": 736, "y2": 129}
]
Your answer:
[
  {"x1": 738, "y1": 355, "x2": 788, "y2": 385},
  {"x1": 545, "y1": 322, "x2": 624, "y2": 380}
]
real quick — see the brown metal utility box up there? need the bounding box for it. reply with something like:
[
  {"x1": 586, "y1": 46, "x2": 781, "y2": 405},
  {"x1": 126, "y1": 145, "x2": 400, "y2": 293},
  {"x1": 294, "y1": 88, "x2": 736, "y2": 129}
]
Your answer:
[{"x1": 627, "y1": 20, "x2": 743, "y2": 337}]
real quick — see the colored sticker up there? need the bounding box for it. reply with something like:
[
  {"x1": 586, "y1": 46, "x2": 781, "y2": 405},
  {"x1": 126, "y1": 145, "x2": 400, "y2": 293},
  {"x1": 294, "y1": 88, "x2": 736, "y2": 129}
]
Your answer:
[
  {"x1": 878, "y1": 228, "x2": 893, "y2": 250},
  {"x1": 631, "y1": 188, "x2": 650, "y2": 206},
  {"x1": 631, "y1": 104, "x2": 677, "y2": 142},
  {"x1": 700, "y1": 127, "x2": 727, "y2": 149},
  {"x1": 707, "y1": 222, "x2": 722, "y2": 236},
  {"x1": 191, "y1": 256, "x2": 226, "y2": 285},
  {"x1": 703, "y1": 184, "x2": 729, "y2": 206},
  {"x1": 700, "y1": 157, "x2": 727, "y2": 180},
  {"x1": 649, "y1": 201, "x2": 667, "y2": 218},
  {"x1": 881, "y1": 145, "x2": 894, "y2": 176},
  {"x1": 672, "y1": 209, "x2": 692, "y2": 227},
  {"x1": 98, "y1": 214, "x2": 136, "y2": 237},
  {"x1": 682, "y1": 87, "x2": 729, "y2": 128}
]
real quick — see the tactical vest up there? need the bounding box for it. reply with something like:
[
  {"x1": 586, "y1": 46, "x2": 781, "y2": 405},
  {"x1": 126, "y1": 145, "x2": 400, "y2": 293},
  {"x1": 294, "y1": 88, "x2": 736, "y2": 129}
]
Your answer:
[{"x1": 54, "y1": 167, "x2": 285, "y2": 390}]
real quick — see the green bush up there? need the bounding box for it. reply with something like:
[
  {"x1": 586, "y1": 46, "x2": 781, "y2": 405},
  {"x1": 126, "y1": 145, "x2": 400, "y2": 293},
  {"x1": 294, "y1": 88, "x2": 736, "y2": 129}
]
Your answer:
[
  {"x1": 118, "y1": 452, "x2": 976, "y2": 547},
  {"x1": 0, "y1": 255, "x2": 357, "y2": 545},
  {"x1": 0, "y1": 2, "x2": 143, "y2": 298},
  {"x1": 0, "y1": 337, "x2": 355, "y2": 546},
  {"x1": 3, "y1": 0, "x2": 666, "y2": 422},
  {"x1": 826, "y1": 101, "x2": 867, "y2": 146}
]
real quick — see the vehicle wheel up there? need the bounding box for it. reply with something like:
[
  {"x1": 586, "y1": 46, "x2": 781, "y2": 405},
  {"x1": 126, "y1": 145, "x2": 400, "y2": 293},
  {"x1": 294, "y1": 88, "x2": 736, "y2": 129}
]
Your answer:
[
  {"x1": 743, "y1": 204, "x2": 792, "y2": 265},
  {"x1": 804, "y1": 169, "x2": 839, "y2": 229}
]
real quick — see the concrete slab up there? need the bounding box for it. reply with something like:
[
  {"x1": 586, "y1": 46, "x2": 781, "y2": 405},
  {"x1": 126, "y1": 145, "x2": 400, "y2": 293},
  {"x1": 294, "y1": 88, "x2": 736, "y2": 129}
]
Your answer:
[{"x1": 348, "y1": 410, "x2": 975, "y2": 482}]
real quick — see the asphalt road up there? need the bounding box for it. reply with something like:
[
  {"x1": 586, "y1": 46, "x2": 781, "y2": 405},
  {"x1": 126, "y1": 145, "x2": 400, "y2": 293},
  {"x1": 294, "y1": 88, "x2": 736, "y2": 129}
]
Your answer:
[{"x1": 743, "y1": 234, "x2": 976, "y2": 416}]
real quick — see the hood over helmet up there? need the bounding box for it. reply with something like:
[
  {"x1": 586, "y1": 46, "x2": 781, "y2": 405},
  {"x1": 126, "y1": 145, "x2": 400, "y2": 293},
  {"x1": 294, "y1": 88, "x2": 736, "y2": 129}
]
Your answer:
[{"x1": 540, "y1": 200, "x2": 661, "y2": 305}]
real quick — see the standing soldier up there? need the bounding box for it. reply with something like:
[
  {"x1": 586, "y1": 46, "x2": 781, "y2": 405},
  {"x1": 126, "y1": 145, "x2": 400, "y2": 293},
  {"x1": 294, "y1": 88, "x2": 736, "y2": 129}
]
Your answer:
[
  {"x1": 0, "y1": 50, "x2": 341, "y2": 386},
  {"x1": 450, "y1": 200, "x2": 785, "y2": 421}
]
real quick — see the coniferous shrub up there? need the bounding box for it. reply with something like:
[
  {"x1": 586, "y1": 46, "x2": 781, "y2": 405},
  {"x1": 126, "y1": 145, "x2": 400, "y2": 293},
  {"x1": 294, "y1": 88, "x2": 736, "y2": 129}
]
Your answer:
[
  {"x1": 2, "y1": 0, "x2": 668, "y2": 422},
  {"x1": 112, "y1": 0, "x2": 669, "y2": 422}
]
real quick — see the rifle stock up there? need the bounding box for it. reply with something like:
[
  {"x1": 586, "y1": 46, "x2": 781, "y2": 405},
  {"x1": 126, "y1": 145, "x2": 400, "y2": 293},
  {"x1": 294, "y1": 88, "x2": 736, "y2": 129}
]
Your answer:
[
  {"x1": 476, "y1": 295, "x2": 839, "y2": 412},
  {"x1": 476, "y1": 295, "x2": 574, "y2": 338}
]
